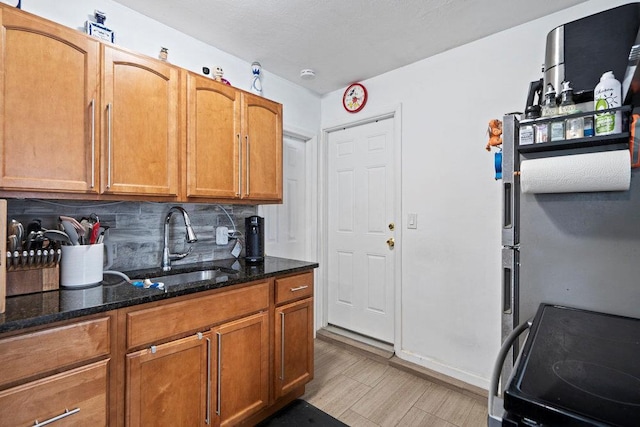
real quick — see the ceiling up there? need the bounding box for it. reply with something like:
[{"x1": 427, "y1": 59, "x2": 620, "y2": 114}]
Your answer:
[{"x1": 113, "y1": 0, "x2": 589, "y2": 95}]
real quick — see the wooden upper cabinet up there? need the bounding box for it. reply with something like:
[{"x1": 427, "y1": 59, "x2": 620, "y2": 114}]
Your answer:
[
  {"x1": 185, "y1": 76, "x2": 282, "y2": 203},
  {"x1": 101, "y1": 46, "x2": 179, "y2": 197},
  {"x1": 242, "y1": 93, "x2": 283, "y2": 202},
  {"x1": 0, "y1": 6, "x2": 283, "y2": 202},
  {"x1": 0, "y1": 7, "x2": 100, "y2": 194},
  {"x1": 186, "y1": 73, "x2": 241, "y2": 199}
]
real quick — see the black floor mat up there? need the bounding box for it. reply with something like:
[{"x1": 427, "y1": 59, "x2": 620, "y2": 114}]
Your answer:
[{"x1": 256, "y1": 399, "x2": 347, "y2": 426}]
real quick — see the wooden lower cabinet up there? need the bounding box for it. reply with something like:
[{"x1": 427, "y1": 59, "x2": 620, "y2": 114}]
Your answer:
[
  {"x1": 0, "y1": 271, "x2": 315, "y2": 427},
  {"x1": 274, "y1": 298, "x2": 314, "y2": 399},
  {"x1": 0, "y1": 360, "x2": 109, "y2": 427},
  {"x1": 124, "y1": 311, "x2": 269, "y2": 427},
  {"x1": 125, "y1": 332, "x2": 210, "y2": 427},
  {"x1": 211, "y1": 311, "x2": 269, "y2": 427}
]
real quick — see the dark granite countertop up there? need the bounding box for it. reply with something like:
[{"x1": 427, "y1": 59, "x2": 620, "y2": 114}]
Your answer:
[{"x1": 0, "y1": 256, "x2": 318, "y2": 334}]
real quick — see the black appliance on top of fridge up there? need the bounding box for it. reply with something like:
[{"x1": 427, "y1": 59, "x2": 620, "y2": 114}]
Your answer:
[{"x1": 489, "y1": 4, "x2": 640, "y2": 425}]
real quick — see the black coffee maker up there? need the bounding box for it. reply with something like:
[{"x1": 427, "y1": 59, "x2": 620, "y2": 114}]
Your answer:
[{"x1": 245, "y1": 215, "x2": 264, "y2": 263}]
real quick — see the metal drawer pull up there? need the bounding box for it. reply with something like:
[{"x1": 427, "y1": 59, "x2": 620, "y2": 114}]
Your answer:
[
  {"x1": 90, "y1": 98, "x2": 95, "y2": 189},
  {"x1": 290, "y1": 285, "x2": 309, "y2": 292},
  {"x1": 245, "y1": 135, "x2": 250, "y2": 196},
  {"x1": 280, "y1": 312, "x2": 285, "y2": 381},
  {"x1": 33, "y1": 408, "x2": 80, "y2": 426},
  {"x1": 216, "y1": 332, "x2": 222, "y2": 416},
  {"x1": 206, "y1": 337, "x2": 211, "y2": 425},
  {"x1": 237, "y1": 134, "x2": 242, "y2": 197},
  {"x1": 106, "y1": 103, "x2": 112, "y2": 189}
]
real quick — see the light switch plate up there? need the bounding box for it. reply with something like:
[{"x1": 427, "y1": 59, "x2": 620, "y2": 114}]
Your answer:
[{"x1": 408, "y1": 213, "x2": 417, "y2": 229}]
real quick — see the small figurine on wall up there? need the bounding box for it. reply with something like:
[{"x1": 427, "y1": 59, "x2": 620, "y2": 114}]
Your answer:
[{"x1": 485, "y1": 119, "x2": 503, "y2": 151}]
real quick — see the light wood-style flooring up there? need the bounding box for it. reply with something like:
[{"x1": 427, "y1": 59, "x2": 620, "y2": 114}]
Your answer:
[{"x1": 302, "y1": 337, "x2": 488, "y2": 426}]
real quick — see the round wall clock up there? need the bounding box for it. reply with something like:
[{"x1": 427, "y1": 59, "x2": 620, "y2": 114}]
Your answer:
[{"x1": 343, "y1": 83, "x2": 368, "y2": 113}]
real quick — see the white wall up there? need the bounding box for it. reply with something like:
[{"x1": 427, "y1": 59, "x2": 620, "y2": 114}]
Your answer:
[
  {"x1": 6, "y1": 0, "x2": 321, "y2": 134},
  {"x1": 321, "y1": 0, "x2": 630, "y2": 388}
]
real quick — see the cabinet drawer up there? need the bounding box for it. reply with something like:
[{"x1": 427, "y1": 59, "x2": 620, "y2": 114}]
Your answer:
[
  {"x1": 127, "y1": 281, "x2": 269, "y2": 349},
  {"x1": 275, "y1": 272, "x2": 313, "y2": 305},
  {"x1": 0, "y1": 359, "x2": 109, "y2": 427},
  {"x1": 0, "y1": 316, "x2": 110, "y2": 388}
]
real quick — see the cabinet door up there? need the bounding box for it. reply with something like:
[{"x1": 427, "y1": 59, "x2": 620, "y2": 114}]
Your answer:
[
  {"x1": 241, "y1": 93, "x2": 283, "y2": 201},
  {"x1": 0, "y1": 7, "x2": 99, "y2": 193},
  {"x1": 126, "y1": 332, "x2": 210, "y2": 427},
  {"x1": 102, "y1": 46, "x2": 179, "y2": 196},
  {"x1": 275, "y1": 298, "x2": 314, "y2": 398},
  {"x1": 186, "y1": 73, "x2": 241, "y2": 198},
  {"x1": 211, "y1": 312, "x2": 269, "y2": 427}
]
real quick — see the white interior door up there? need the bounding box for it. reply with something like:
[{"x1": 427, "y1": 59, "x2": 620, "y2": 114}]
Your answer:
[
  {"x1": 327, "y1": 117, "x2": 395, "y2": 343},
  {"x1": 262, "y1": 135, "x2": 307, "y2": 259}
]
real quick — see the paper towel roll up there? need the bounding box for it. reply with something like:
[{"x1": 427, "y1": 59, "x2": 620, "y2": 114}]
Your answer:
[{"x1": 520, "y1": 150, "x2": 630, "y2": 194}]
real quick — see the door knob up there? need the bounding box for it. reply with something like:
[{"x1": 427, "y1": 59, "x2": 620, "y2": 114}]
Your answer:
[{"x1": 386, "y1": 238, "x2": 395, "y2": 249}]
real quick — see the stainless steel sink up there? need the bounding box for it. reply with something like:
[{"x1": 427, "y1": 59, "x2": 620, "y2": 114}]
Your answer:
[{"x1": 148, "y1": 268, "x2": 237, "y2": 287}]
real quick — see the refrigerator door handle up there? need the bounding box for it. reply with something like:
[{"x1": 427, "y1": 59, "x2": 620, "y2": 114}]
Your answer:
[
  {"x1": 501, "y1": 247, "x2": 519, "y2": 315},
  {"x1": 503, "y1": 182, "x2": 512, "y2": 229},
  {"x1": 503, "y1": 265, "x2": 512, "y2": 315}
]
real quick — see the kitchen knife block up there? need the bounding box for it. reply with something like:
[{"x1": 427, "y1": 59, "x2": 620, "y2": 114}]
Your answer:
[{"x1": 6, "y1": 265, "x2": 59, "y2": 296}]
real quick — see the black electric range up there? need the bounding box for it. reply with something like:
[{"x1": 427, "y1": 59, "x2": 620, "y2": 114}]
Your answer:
[{"x1": 503, "y1": 304, "x2": 640, "y2": 426}]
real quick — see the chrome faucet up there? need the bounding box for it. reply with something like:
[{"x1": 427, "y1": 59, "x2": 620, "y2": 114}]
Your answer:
[{"x1": 162, "y1": 206, "x2": 198, "y2": 271}]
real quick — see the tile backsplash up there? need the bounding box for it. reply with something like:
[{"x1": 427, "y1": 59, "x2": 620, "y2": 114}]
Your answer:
[{"x1": 7, "y1": 199, "x2": 257, "y2": 271}]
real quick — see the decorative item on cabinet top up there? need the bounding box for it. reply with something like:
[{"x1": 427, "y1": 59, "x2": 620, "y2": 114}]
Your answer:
[
  {"x1": 85, "y1": 10, "x2": 114, "y2": 43},
  {"x1": 251, "y1": 61, "x2": 263, "y2": 96}
]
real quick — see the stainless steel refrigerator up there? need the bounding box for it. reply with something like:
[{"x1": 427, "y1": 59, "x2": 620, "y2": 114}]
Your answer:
[{"x1": 500, "y1": 113, "x2": 640, "y2": 381}]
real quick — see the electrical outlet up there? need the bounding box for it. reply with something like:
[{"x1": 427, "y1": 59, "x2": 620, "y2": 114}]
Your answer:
[{"x1": 216, "y1": 226, "x2": 229, "y2": 245}]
